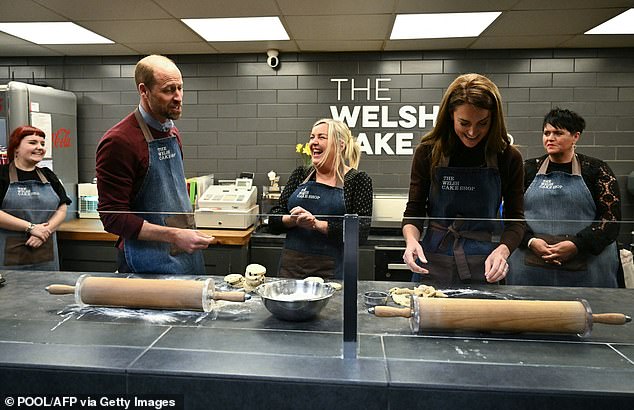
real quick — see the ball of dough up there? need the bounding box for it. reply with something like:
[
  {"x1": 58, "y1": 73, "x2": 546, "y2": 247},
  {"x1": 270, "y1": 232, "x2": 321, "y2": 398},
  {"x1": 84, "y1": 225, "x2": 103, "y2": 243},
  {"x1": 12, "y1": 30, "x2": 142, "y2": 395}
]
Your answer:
[
  {"x1": 224, "y1": 273, "x2": 244, "y2": 285},
  {"x1": 304, "y1": 276, "x2": 324, "y2": 284},
  {"x1": 245, "y1": 263, "x2": 266, "y2": 279},
  {"x1": 325, "y1": 282, "x2": 342, "y2": 291}
]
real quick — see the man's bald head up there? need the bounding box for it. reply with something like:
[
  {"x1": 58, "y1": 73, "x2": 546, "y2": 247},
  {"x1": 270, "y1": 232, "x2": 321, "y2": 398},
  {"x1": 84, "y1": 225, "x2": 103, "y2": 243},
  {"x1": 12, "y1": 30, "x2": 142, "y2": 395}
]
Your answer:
[{"x1": 134, "y1": 55, "x2": 180, "y2": 89}]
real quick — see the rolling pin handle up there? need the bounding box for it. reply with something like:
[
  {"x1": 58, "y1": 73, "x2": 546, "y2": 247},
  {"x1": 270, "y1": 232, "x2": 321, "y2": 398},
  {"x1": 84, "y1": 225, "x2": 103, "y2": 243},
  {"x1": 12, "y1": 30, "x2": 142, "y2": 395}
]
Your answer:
[
  {"x1": 592, "y1": 313, "x2": 632, "y2": 325},
  {"x1": 46, "y1": 284, "x2": 76, "y2": 295},
  {"x1": 213, "y1": 291, "x2": 248, "y2": 302},
  {"x1": 371, "y1": 305, "x2": 412, "y2": 318}
]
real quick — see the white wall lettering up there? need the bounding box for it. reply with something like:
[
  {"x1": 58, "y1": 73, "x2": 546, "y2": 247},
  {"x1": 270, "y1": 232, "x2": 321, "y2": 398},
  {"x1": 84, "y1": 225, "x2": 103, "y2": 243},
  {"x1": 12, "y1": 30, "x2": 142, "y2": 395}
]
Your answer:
[{"x1": 330, "y1": 77, "x2": 439, "y2": 155}]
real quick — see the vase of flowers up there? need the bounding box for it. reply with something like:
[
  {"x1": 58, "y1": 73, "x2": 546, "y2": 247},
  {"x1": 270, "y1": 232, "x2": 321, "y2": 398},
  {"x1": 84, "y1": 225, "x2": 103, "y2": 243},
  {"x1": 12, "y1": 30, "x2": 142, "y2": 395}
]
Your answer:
[{"x1": 296, "y1": 143, "x2": 312, "y2": 167}]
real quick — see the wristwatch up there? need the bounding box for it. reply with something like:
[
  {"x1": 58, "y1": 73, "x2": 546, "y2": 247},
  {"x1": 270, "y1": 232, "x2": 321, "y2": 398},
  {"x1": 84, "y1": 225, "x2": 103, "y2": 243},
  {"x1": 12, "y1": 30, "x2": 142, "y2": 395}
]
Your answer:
[{"x1": 25, "y1": 222, "x2": 35, "y2": 234}]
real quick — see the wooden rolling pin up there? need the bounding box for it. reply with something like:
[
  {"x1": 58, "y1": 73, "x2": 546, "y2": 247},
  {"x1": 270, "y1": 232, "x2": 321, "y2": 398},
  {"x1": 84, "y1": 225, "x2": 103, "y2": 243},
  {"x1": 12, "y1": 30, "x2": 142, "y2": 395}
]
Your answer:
[
  {"x1": 370, "y1": 297, "x2": 631, "y2": 336},
  {"x1": 46, "y1": 275, "x2": 249, "y2": 312}
]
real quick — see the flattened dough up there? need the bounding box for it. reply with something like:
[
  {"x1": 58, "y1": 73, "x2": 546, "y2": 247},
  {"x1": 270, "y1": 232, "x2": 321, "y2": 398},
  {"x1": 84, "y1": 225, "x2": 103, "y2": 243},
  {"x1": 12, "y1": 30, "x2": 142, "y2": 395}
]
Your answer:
[{"x1": 388, "y1": 284, "x2": 447, "y2": 307}]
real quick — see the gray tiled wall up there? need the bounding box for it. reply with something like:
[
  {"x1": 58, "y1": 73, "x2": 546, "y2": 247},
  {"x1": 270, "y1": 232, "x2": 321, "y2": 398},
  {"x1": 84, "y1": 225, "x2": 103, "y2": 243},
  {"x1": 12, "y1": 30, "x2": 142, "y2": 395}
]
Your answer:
[{"x1": 1, "y1": 49, "x2": 633, "y2": 233}]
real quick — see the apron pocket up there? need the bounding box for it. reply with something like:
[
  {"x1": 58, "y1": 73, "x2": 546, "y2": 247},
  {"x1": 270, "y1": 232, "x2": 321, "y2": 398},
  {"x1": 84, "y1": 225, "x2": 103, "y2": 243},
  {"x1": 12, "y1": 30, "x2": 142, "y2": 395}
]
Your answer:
[
  {"x1": 4, "y1": 236, "x2": 54, "y2": 266},
  {"x1": 525, "y1": 234, "x2": 587, "y2": 271},
  {"x1": 164, "y1": 214, "x2": 196, "y2": 256},
  {"x1": 524, "y1": 252, "x2": 587, "y2": 271},
  {"x1": 424, "y1": 252, "x2": 488, "y2": 286},
  {"x1": 279, "y1": 248, "x2": 336, "y2": 279}
]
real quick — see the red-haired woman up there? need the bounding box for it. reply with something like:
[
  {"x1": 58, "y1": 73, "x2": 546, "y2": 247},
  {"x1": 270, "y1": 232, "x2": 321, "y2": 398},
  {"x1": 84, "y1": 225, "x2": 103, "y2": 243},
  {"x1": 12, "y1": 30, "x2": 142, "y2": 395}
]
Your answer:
[{"x1": 0, "y1": 126, "x2": 71, "y2": 270}]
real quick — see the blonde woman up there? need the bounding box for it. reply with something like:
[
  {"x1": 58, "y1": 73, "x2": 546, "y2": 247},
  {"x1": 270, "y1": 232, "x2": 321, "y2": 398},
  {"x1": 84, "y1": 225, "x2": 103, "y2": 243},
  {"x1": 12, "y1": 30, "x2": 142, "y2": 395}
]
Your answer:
[
  {"x1": 402, "y1": 73, "x2": 525, "y2": 285},
  {"x1": 270, "y1": 118, "x2": 373, "y2": 279}
]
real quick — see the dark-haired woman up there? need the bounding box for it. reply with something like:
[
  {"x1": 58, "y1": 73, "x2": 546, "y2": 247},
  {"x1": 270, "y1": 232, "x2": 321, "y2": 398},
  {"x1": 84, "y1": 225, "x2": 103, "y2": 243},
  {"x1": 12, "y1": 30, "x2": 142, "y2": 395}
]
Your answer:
[{"x1": 507, "y1": 108, "x2": 620, "y2": 287}]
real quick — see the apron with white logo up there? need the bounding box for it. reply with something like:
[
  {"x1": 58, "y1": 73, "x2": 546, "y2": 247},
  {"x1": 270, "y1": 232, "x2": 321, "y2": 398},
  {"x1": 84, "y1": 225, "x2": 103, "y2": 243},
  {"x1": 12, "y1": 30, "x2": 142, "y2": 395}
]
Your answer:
[
  {"x1": 507, "y1": 156, "x2": 618, "y2": 287},
  {"x1": 0, "y1": 163, "x2": 60, "y2": 270},
  {"x1": 414, "y1": 154, "x2": 502, "y2": 285},
  {"x1": 279, "y1": 170, "x2": 346, "y2": 279},
  {"x1": 123, "y1": 109, "x2": 205, "y2": 275}
]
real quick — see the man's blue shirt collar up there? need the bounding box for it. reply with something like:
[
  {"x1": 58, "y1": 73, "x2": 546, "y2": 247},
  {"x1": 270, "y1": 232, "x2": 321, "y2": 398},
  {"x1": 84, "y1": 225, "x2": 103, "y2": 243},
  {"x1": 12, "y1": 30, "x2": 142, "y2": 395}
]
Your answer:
[{"x1": 138, "y1": 104, "x2": 174, "y2": 132}]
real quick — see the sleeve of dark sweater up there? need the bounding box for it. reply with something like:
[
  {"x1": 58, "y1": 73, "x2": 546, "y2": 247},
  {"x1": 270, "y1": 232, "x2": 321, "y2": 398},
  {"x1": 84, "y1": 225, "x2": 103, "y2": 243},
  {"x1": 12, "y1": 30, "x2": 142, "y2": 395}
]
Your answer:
[{"x1": 268, "y1": 166, "x2": 309, "y2": 233}]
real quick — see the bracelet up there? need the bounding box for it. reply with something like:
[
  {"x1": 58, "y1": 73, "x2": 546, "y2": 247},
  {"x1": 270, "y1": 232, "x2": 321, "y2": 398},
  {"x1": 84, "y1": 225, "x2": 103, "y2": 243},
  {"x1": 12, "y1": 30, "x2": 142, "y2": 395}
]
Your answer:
[
  {"x1": 527, "y1": 237, "x2": 536, "y2": 248},
  {"x1": 25, "y1": 222, "x2": 35, "y2": 234}
]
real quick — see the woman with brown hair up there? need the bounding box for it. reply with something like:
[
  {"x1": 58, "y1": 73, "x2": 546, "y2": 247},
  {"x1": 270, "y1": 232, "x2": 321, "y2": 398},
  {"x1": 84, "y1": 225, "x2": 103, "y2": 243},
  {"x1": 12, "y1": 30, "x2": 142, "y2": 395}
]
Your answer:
[{"x1": 402, "y1": 73, "x2": 525, "y2": 285}]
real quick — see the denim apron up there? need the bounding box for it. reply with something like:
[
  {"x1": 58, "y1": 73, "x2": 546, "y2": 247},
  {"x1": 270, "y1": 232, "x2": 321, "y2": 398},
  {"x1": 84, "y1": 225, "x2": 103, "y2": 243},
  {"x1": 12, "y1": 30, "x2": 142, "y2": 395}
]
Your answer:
[
  {"x1": 123, "y1": 109, "x2": 205, "y2": 275},
  {"x1": 414, "y1": 154, "x2": 502, "y2": 285},
  {"x1": 507, "y1": 156, "x2": 618, "y2": 287},
  {"x1": 278, "y1": 170, "x2": 346, "y2": 279},
  {"x1": 0, "y1": 163, "x2": 60, "y2": 270}
]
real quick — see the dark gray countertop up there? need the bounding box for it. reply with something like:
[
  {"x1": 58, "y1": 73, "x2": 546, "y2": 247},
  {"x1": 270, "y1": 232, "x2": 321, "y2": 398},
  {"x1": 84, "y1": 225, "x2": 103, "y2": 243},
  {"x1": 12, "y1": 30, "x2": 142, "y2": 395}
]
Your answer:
[{"x1": 0, "y1": 270, "x2": 632, "y2": 409}]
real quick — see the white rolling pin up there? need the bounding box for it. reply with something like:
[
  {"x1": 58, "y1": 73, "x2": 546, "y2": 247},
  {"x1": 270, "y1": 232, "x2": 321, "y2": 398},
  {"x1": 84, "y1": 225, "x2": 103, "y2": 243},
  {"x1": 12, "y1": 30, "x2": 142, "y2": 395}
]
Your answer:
[
  {"x1": 370, "y1": 296, "x2": 631, "y2": 337},
  {"x1": 46, "y1": 275, "x2": 249, "y2": 312}
]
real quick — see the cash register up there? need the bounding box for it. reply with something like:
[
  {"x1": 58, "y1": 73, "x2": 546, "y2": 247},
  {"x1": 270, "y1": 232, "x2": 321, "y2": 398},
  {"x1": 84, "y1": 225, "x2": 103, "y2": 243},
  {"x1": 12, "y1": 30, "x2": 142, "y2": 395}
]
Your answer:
[{"x1": 194, "y1": 177, "x2": 259, "y2": 229}]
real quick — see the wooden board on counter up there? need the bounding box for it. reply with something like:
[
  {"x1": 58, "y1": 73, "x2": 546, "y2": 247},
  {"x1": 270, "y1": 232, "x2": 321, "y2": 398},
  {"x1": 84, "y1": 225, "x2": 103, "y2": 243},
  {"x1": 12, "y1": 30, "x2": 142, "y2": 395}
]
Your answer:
[{"x1": 57, "y1": 218, "x2": 254, "y2": 246}]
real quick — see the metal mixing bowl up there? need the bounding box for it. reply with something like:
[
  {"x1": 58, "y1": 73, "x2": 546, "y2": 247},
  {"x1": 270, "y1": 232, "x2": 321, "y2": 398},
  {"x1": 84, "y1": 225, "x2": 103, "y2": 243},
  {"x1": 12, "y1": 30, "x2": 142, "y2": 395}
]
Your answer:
[{"x1": 255, "y1": 279, "x2": 336, "y2": 321}]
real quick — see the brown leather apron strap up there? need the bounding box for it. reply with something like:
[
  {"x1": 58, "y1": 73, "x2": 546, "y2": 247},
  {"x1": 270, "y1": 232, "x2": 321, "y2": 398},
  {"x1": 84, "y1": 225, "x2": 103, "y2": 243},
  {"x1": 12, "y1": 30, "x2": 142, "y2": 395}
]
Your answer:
[
  {"x1": 430, "y1": 221, "x2": 492, "y2": 281},
  {"x1": 133, "y1": 108, "x2": 155, "y2": 143},
  {"x1": 537, "y1": 155, "x2": 582, "y2": 176},
  {"x1": 8, "y1": 162, "x2": 49, "y2": 183}
]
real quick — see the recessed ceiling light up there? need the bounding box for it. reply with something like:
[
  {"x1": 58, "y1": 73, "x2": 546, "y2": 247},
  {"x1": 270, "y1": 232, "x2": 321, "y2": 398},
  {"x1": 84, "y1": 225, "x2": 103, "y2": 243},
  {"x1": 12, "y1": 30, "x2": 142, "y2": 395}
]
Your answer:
[
  {"x1": 0, "y1": 22, "x2": 113, "y2": 44},
  {"x1": 390, "y1": 12, "x2": 501, "y2": 40},
  {"x1": 585, "y1": 8, "x2": 634, "y2": 34},
  {"x1": 182, "y1": 17, "x2": 289, "y2": 41}
]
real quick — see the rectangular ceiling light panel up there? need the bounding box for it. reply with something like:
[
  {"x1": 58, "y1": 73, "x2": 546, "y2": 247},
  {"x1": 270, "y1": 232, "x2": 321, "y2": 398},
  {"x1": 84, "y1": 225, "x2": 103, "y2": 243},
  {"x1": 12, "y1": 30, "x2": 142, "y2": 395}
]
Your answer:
[
  {"x1": 585, "y1": 8, "x2": 634, "y2": 34},
  {"x1": 0, "y1": 22, "x2": 113, "y2": 44},
  {"x1": 391, "y1": 12, "x2": 501, "y2": 39},
  {"x1": 182, "y1": 17, "x2": 290, "y2": 41}
]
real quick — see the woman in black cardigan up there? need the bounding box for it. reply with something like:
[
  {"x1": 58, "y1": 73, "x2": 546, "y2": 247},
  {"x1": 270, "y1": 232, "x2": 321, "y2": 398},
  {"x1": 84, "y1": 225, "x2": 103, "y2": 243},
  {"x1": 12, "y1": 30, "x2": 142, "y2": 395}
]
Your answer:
[{"x1": 269, "y1": 118, "x2": 373, "y2": 279}]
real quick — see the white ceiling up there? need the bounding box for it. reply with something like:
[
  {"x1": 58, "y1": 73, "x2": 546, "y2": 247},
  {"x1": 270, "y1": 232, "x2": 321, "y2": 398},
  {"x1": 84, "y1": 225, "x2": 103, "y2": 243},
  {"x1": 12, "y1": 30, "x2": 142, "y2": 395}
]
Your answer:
[{"x1": 0, "y1": 0, "x2": 633, "y2": 56}]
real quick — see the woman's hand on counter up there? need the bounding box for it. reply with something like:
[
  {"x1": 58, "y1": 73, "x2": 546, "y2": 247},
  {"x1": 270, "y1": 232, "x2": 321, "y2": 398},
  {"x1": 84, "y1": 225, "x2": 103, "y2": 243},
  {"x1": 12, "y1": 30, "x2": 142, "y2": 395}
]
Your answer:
[{"x1": 485, "y1": 244, "x2": 510, "y2": 283}]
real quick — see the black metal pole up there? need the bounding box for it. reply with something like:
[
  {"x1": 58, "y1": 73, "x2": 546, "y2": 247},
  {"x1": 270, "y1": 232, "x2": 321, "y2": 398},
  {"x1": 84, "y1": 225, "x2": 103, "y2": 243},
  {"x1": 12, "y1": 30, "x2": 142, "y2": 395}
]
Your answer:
[{"x1": 342, "y1": 214, "x2": 358, "y2": 359}]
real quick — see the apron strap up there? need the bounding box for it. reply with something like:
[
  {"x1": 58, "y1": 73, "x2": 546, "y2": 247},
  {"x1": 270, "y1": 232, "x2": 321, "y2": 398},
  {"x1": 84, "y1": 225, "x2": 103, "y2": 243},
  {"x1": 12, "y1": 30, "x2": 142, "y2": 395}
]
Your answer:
[
  {"x1": 8, "y1": 162, "x2": 49, "y2": 184},
  {"x1": 134, "y1": 108, "x2": 155, "y2": 143},
  {"x1": 302, "y1": 168, "x2": 316, "y2": 184},
  {"x1": 537, "y1": 155, "x2": 582, "y2": 176},
  {"x1": 429, "y1": 221, "x2": 492, "y2": 281},
  {"x1": 301, "y1": 166, "x2": 346, "y2": 188}
]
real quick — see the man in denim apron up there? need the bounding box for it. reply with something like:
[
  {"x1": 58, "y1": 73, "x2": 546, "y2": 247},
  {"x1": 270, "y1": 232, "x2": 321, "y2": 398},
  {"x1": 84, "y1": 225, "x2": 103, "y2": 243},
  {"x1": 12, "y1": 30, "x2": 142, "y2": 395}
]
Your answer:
[{"x1": 96, "y1": 55, "x2": 214, "y2": 274}]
